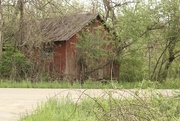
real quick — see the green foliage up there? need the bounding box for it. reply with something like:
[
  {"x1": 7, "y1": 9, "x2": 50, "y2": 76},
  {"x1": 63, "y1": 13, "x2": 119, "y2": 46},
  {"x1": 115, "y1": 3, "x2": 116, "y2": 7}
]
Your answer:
[
  {"x1": 118, "y1": 45, "x2": 147, "y2": 82},
  {"x1": 119, "y1": 56, "x2": 145, "y2": 82},
  {"x1": 0, "y1": 46, "x2": 30, "y2": 79},
  {"x1": 76, "y1": 26, "x2": 113, "y2": 80},
  {"x1": 116, "y1": 3, "x2": 152, "y2": 41},
  {"x1": 113, "y1": 0, "x2": 180, "y2": 81},
  {"x1": 113, "y1": 1, "x2": 155, "y2": 82},
  {"x1": 20, "y1": 92, "x2": 180, "y2": 121},
  {"x1": 77, "y1": 27, "x2": 112, "y2": 61}
]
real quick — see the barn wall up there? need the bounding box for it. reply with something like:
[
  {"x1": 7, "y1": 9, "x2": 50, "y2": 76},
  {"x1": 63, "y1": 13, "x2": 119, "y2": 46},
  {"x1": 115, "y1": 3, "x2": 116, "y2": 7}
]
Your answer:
[
  {"x1": 65, "y1": 35, "x2": 78, "y2": 80},
  {"x1": 53, "y1": 41, "x2": 66, "y2": 78}
]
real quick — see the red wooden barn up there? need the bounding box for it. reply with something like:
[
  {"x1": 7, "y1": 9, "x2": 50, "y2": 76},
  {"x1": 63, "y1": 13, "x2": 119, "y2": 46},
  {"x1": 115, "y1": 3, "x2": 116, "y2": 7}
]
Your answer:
[{"x1": 30, "y1": 13, "x2": 119, "y2": 81}]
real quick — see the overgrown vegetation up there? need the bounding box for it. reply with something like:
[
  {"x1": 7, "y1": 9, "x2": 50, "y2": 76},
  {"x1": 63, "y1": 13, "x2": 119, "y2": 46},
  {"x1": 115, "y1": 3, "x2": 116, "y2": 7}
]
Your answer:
[
  {"x1": 0, "y1": 46, "x2": 30, "y2": 80},
  {"x1": 0, "y1": 79, "x2": 179, "y2": 89},
  {"x1": 20, "y1": 91, "x2": 180, "y2": 121},
  {"x1": 0, "y1": 0, "x2": 179, "y2": 83}
]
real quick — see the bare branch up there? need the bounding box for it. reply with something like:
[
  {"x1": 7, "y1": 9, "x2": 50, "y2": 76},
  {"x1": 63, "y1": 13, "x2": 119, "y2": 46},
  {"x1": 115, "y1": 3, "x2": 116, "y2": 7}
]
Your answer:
[{"x1": 112, "y1": 1, "x2": 136, "y2": 8}]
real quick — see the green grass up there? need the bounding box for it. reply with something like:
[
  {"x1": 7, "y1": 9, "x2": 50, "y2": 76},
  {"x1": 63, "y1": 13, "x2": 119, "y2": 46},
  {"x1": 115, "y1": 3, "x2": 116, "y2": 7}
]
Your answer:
[
  {"x1": 0, "y1": 79, "x2": 180, "y2": 89},
  {"x1": 20, "y1": 92, "x2": 180, "y2": 121}
]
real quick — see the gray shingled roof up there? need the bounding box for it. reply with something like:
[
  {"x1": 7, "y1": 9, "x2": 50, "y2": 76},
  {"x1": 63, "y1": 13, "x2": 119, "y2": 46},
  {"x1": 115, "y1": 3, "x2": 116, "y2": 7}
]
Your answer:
[{"x1": 40, "y1": 13, "x2": 99, "y2": 42}]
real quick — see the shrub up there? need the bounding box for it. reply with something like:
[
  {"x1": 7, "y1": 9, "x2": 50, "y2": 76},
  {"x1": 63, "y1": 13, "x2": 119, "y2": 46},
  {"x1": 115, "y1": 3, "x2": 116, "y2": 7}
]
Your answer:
[
  {"x1": 119, "y1": 55, "x2": 147, "y2": 82},
  {"x1": 20, "y1": 90, "x2": 180, "y2": 121},
  {"x1": 0, "y1": 46, "x2": 31, "y2": 80}
]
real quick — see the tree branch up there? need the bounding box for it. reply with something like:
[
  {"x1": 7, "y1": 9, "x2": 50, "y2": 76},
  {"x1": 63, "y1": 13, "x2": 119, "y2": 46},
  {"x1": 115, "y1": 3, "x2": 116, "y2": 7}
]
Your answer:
[
  {"x1": 85, "y1": 59, "x2": 113, "y2": 78},
  {"x1": 112, "y1": 1, "x2": 136, "y2": 8}
]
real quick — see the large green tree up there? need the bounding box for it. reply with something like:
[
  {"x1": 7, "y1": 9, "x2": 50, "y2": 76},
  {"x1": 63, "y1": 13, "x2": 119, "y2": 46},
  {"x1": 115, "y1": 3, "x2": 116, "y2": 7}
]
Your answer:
[
  {"x1": 88, "y1": 0, "x2": 180, "y2": 81},
  {"x1": 151, "y1": 0, "x2": 180, "y2": 81}
]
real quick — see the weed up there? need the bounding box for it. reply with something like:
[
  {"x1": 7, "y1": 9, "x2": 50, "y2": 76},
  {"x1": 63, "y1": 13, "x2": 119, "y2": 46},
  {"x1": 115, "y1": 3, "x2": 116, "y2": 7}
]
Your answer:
[
  {"x1": 0, "y1": 79, "x2": 180, "y2": 89},
  {"x1": 20, "y1": 90, "x2": 180, "y2": 121}
]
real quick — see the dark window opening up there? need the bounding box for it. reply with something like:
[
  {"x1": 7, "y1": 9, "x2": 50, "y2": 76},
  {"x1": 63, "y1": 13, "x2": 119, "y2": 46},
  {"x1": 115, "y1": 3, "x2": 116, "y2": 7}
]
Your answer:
[{"x1": 41, "y1": 43, "x2": 53, "y2": 59}]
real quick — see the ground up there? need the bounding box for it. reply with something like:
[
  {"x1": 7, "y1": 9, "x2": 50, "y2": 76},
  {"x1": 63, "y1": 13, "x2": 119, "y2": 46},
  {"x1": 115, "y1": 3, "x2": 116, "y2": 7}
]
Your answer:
[{"x1": 0, "y1": 88, "x2": 178, "y2": 121}]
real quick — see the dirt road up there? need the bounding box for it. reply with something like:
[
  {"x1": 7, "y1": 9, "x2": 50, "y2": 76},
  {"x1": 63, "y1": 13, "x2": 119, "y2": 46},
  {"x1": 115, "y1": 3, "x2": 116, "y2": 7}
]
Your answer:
[{"x1": 0, "y1": 88, "x2": 178, "y2": 121}]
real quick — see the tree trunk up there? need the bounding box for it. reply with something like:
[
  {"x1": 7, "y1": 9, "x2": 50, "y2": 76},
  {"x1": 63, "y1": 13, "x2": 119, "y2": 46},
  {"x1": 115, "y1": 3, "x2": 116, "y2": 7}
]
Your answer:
[
  {"x1": 160, "y1": 41, "x2": 175, "y2": 80},
  {"x1": 18, "y1": 0, "x2": 24, "y2": 48},
  {"x1": 0, "y1": 31, "x2": 2, "y2": 60},
  {"x1": 0, "y1": 0, "x2": 3, "y2": 60}
]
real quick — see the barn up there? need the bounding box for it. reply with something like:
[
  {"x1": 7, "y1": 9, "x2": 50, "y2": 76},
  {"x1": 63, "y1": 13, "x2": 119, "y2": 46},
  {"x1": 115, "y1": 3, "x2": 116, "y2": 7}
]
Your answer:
[{"x1": 25, "y1": 13, "x2": 119, "y2": 81}]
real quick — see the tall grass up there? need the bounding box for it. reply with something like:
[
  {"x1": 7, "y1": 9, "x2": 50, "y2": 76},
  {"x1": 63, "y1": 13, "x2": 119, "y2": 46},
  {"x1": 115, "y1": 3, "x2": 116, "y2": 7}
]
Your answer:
[
  {"x1": 0, "y1": 79, "x2": 180, "y2": 89},
  {"x1": 20, "y1": 90, "x2": 180, "y2": 121}
]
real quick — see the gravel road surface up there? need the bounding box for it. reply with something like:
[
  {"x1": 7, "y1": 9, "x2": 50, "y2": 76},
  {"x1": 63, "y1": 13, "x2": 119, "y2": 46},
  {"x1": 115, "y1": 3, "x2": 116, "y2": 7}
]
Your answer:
[{"x1": 0, "y1": 88, "x2": 179, "y2": 121}]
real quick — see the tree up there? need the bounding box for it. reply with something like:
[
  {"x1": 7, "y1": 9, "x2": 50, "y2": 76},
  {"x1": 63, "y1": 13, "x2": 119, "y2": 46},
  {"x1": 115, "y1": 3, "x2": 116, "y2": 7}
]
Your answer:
[
  {"x1": 89, "y1": 0, "x2": 180, "y2": 81},
  {"x1": 0, "y1": 0, "x2": 3, "y2": 60},
  {"x1": 77, "y1": 26, "x2": 114, "y2": 81},
  {"x1": 149, "y1": 0, "x2": 180, "y2": 81},
  {"x1": 17, "y1": 0, "x2": 24, "y2": 47}
]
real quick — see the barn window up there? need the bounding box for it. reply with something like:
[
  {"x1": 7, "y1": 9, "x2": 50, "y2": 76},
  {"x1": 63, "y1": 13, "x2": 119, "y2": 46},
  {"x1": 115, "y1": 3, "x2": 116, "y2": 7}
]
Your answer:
[{"x1": 41, "y1": 43, "x2": 53, "y2": 59}]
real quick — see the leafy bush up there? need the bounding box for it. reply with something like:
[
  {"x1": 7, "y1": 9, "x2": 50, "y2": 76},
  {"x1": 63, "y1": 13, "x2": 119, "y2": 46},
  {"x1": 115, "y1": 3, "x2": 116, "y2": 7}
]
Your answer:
[
  {"x1": 119, "y1": 55, "x2": 147, "y2": 82},
  {"x1": 0, "y1": 46, "x2": 31, "y2": 80}
]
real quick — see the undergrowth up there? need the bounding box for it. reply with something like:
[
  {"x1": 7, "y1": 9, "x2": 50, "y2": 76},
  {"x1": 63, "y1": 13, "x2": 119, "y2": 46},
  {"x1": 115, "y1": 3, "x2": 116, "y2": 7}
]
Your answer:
[
  {"x1": 0, "y1": 79, "x2": 180, "y2": 89},
  {"x1": 20, "y1": 90, "x2": 180, "y2": 121}
]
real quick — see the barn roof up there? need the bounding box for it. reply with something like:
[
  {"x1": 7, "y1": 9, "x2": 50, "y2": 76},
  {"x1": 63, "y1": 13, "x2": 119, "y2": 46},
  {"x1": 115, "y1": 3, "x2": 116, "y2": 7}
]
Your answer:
[{"x1": 40, "y1": 13, "x2": 101, "y2": 42}]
